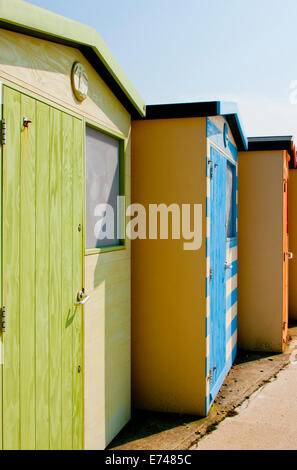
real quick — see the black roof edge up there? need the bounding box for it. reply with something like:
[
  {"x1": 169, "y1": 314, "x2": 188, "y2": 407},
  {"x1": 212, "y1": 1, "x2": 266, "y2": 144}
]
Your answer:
[
  {"x1": 134, "y1": 102, "x2": 220, "y2": 120},
  {"x1": 132, "y1": 101, "x2": 247, "y2": 151},
  {"x1": 247, "y1": 136, "x2": 296, "y2": 169}
]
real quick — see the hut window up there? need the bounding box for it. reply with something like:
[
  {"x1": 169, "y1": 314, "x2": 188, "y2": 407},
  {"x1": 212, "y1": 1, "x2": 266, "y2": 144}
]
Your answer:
[
  {"x1": 85, "y1": 125, "x2": 121, "y2": 249},
  {"x1": 226, "y1": 162, "x2": 236, "y2": 238}
]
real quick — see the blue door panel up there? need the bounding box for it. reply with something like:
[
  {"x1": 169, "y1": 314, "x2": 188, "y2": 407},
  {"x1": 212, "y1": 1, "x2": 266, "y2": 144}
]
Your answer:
[{"x1": 209, "y1": 147, "x2": 227, "y2": 402}]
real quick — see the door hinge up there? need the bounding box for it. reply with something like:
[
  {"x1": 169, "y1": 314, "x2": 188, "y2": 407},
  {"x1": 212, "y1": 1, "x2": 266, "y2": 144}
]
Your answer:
[
  {"x1": 1, "y1": 306, "x2": 6, "y2": 333},
  {"x1": 1, "y1": 118, "x2": 6, "y2": 145},
  {"x1": 209, "y1": 268, "x2": 213, "y2": 281},
  {"x1": 207, "y1": 368, "x2": 213, "y2": 382},
  {"x1": 210, "y1": 166, "x2": 214, "y2": 180},
  {"x1": 283, "y1": 321, "x2": 287, "y2": 331},
  {"x1": 284, "y1": 180, "x2": 287, "y2": 193}
]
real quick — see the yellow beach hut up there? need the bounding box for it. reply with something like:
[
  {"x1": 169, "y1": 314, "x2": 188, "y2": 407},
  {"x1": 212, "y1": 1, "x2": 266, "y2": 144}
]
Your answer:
[
  {"x1": 238, "y1": 137, "x2": 295, "y2": 352},
  {"x1": 131, "y1": 102, "x2": 247, "y2": 416}
]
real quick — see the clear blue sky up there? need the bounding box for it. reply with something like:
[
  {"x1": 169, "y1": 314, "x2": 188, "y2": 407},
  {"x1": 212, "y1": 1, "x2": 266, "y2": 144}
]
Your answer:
[{"x1": 26, "y1": 0, "x2": 297, "y2": 138}]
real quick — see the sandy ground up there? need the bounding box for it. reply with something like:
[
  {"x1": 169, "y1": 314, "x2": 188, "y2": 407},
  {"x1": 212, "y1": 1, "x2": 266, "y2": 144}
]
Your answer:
[{"x1": 193, "y1": 356, "x2": 297, "y2": 450}]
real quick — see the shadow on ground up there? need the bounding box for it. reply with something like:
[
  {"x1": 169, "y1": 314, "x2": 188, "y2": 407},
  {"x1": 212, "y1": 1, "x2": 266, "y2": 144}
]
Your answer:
[
  {"x1": 109, "y1": 326, "x2": 297, "y2": 450},
  {"x1": 108, "y1": 410, "x2": 201, "y2": 449},
  {"x1": 234, "y1": 350, "x2": 279, "y2": 365}
]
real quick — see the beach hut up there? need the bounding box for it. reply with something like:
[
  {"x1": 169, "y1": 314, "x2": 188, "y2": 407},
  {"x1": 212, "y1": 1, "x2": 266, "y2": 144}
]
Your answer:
[
  {"x1": 131, "y1": 102, "x2": 247, "y2": 415},
  {"x1": 238, "y1": 137, "x2": 295, "y2": 353},
  {"x1": 0, "y1": 0, "x2": 145, "y2": 450}
]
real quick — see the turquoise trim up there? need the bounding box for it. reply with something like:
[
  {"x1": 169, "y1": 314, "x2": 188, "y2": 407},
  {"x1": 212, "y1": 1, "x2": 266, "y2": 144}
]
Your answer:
[
  {"x1": 207, "y1": 118, "x2": 238, "y2": 162},
  {"x1": 217, "y1": 102, "x2": 248, "y2": 150}
]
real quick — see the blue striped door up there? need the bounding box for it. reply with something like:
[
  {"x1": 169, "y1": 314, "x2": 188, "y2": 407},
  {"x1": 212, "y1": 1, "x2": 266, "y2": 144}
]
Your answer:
[{"x1": 209, "y1": 147, "x2": 227, "y2": 403}]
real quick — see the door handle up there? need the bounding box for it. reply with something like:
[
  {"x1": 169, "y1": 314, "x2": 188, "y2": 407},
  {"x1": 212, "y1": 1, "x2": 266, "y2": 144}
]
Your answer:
[
  {"x1": 286, "y1": 252, "x2": 294, "y2": 260},
  {"x1": 225, "y1": 263, "x2": 233, "y2": 270},
  {"x1": 75, "y1": 290, "x2": 90, "y2": 306}
]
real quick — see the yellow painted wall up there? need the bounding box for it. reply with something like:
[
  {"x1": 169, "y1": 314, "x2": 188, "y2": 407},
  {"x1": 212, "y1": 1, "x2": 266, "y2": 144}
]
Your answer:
[
  {"x1": 289, "y1": 170, "x2": 297, "y2": 322},
  {"x1": 238, "y1": 150, "x2": 284, "y2": 352},
  {"x1": 131, "y1": 117, "x2": 207, "y2": 416},
  {"x1": 0, "y1": 27, "x2": 131, "y2": 449}
]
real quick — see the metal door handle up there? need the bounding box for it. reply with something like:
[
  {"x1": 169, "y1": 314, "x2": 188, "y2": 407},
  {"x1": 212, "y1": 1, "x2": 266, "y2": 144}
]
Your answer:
[
  {"x1": 75, "y1": 291, "x2": 90, "y2": 306},
  {"x1": 225, "y1": 263, "x2": 233, "y2": 270},
  {"x1": 287, "y1": 252, "x2": 294, "y2": 260}
]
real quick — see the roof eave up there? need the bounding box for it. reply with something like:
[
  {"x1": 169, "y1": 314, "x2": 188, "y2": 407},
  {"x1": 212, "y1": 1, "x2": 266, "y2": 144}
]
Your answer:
[
  {"x1": 0, "y1": 0, "x2": 146, "y2": 118},
  {"x1": 135, "y1": 100, "x2": 248, "y2": 151},
  {"x1": 247, "y1": 136, "x2": 296, "y2": 169},
  {"x1": 218, "y1": 102, "x2": 248, "y2": 151}
]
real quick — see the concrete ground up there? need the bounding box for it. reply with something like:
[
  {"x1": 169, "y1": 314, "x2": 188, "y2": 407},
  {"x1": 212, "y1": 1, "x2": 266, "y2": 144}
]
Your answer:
[
  {"x1": 193, "y1": 358, "x2": 297, "y2": 450},
  {"x1": 110, "y1": 326, "x2": 297, "y2": 450}
]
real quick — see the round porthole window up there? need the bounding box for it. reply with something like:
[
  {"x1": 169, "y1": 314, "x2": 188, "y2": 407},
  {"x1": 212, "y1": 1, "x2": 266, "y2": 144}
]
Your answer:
[
  {"x1": 71, "y1": 62, "x2": 88, "y2": 102},
  {"x1": 224, "y1": 123, "x2": 229, "y2": 148}
]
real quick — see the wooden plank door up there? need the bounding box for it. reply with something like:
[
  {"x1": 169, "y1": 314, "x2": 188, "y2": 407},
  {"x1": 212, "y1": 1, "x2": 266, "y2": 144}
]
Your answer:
[
  {"x1": 283, "y1": 152, "x2": 289, "y2": 344},
  {"x1": 1, "y1": 86, "x2": 84, "y2": 450},
  {"x1": 209, "y1": 146, "x2": 227, "y2": 403}
]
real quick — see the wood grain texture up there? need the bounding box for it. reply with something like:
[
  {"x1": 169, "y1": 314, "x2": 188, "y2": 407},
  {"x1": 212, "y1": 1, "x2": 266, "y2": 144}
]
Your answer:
[
  {"x1": 61, "y1": 113, "x2": 74, "y2": 450},
  {"x1": 0, "y1": 25, "x2": 132, "y2": 448},
  {"x1": 2, "y1": 87, "x2": 21, "y2": 450},
  {"x1": 49, "y1": 107, "x2": 62, "y2": 449},
  {"x1": 0, "y1": 28, "x2": 129, "y2": 137},
  {"x1": 72, "y1": 117, "x2": 84, "y2": 450},
  {"x1": 35, "y1": 101, "x2": 50, "y2": 450},
  {"x1": 2, "y1": 87, "x2": 84, "y2": 449},
  {"x1": 84, "y1": 254, "x2": 131, "y2": 449},
  {"x1": 20, "y1": 93, "x2": 36, "y2": 449}
]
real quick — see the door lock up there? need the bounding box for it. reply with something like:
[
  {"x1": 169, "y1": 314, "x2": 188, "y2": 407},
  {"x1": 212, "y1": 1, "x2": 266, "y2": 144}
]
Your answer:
[{"x1": 75, "y1": 289, "x2": 90, "y2": 306}]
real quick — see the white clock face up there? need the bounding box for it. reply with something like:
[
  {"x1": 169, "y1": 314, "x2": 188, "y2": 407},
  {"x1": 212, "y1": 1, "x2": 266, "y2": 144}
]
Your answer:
[{"x1": 71, "y1": 62, "x2": 88, "y2": 102}]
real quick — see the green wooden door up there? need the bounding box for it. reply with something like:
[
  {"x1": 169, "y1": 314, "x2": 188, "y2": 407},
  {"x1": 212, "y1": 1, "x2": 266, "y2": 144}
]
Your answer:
[{"x1": 1, "y1": 86, "x2": 84, "y2": 450}]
